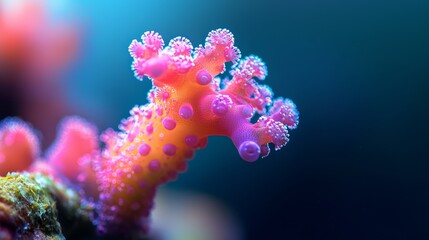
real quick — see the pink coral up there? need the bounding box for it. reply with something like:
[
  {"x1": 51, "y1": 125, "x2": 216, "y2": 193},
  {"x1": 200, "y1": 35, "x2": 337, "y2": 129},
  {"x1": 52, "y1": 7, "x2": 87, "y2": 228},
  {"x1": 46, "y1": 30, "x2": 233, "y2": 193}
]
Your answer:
[
  {"x1": 0, "y1": 119, "x2": 40, "y2": 176},
  {"x1": 46, "y1": 117, "x2": 98, "y2": 183}
]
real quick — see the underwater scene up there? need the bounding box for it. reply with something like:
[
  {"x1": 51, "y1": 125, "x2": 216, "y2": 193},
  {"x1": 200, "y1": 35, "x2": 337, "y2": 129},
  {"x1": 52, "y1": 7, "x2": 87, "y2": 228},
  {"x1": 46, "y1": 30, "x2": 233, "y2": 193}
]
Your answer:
[{"x1": 0, "y1": 0, "x2": 428, "y2": 239}]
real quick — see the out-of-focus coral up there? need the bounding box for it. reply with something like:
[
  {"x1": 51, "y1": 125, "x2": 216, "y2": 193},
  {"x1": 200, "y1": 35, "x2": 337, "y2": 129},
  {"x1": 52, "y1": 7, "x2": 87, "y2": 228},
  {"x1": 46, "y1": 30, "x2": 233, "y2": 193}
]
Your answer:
[
  {"x1": 0, "y1": 119, "x2": 40, "y2": 176},
  {"x1": 0, "y1": 29, "x2": 299, "y2": 238},
  {"x1": 0, "y1": 0, "x2": 81, "y2": 146},
  {"x1": 0, "y1": 172, "x2": 93, "y2": 239},
  {"x1": 46, "y1": 117, "x2": 98, "y2": 187},
  {"x1": 0, "y1": 0, "x2": 79, "y2": 78},
  {"x1": 150, "y1": 190, "x2": 243, "y2": 240}
]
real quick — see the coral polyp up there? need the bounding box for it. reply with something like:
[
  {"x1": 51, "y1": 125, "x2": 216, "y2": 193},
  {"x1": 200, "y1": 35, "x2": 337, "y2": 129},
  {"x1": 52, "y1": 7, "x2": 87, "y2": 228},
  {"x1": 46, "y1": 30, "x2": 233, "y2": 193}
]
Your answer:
[{"x1": 0, "y1": 29, "x2": 299, "y2": 237}]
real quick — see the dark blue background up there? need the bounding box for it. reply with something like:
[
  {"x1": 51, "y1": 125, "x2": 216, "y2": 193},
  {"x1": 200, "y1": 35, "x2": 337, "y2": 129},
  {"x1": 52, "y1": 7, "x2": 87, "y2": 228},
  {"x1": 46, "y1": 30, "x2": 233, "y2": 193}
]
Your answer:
[{"x1": 11, "y1": 0, "x2": 429, "y2": 239}]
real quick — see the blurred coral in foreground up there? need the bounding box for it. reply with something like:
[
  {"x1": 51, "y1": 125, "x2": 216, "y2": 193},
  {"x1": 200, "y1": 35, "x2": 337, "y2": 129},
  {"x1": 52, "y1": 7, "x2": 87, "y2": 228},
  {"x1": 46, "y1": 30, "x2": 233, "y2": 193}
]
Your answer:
[
  {"x1": 0, "y1": 119, "x2": 39, "y2": 176},
  {"x1": 0, "y1": 29, "x2": 299, "y2": 239},
  {"x1": 150, "y1": 190, "x2": 243, "y2": 240}
]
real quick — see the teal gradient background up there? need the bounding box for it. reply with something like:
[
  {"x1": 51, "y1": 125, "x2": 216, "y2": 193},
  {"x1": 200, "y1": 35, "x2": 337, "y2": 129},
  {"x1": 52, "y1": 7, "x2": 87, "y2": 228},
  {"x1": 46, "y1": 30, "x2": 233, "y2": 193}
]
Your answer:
[{"x1": 10, "y1": 0, "x2": 429, "y2": 239}]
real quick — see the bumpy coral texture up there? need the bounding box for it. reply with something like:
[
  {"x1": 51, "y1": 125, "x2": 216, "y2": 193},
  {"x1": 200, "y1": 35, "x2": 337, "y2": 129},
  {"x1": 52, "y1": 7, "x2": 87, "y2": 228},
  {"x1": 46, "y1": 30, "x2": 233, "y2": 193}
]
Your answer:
[{"x1": 95, "y1": 29, "x2": 299, "y2": 233}]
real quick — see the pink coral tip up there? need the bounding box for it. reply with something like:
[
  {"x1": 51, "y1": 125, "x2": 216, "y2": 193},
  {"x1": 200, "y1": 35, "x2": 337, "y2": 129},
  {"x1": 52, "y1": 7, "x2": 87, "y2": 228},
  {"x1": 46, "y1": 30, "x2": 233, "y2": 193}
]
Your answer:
[
  {"x1": 206, "y1": 28, "x2": 234, "y2": 47},
  {"x1": 167, "y1": 37, "x2": 193, "y2": 55},
  {"x1": 47, "y1": 116, "x2": 98, "y2": 181},
  {"x1": 270, "y1": 98, "x2": 300, "y2": 129},
  {"x1": 224, "y1": 46, "x2": 241, "y2": 62},
  {"x1": 0, "y1": 119, "x2": 40, "y2": 175},
  {"x1": 266, "y1": 119, "x2": 289, "y2": 150},
  {"x1": 129, "y1": 39, "x2": 145, "y2": 59},
  {"x1": 232, "y1": 55, "x2": 267, "y2": 80},
  {"x1": 141, "y1": 31, "x2": 164, "y2": 52}
]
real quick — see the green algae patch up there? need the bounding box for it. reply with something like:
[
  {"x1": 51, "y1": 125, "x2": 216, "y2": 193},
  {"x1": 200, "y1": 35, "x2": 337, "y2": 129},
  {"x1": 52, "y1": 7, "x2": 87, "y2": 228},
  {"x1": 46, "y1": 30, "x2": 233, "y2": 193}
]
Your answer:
[{"x1": 0, "y1": 172, "x2": 64, "y2": 239}]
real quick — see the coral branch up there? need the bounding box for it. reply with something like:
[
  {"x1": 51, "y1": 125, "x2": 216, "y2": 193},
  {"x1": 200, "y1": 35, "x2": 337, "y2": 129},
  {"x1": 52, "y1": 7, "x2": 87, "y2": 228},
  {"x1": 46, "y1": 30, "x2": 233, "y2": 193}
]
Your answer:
[{"x1": 96, "y1": 29, "x2": 299, "y2": 233}]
